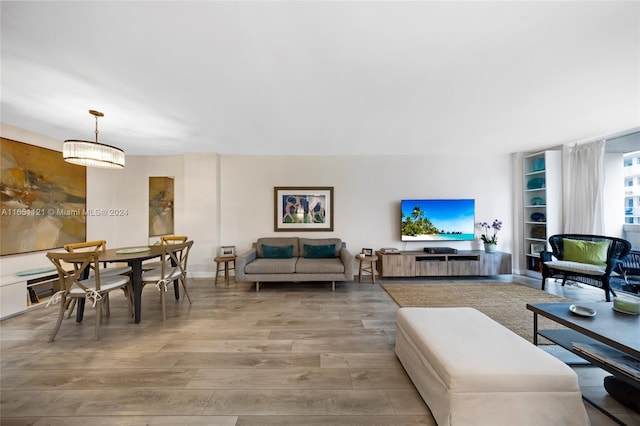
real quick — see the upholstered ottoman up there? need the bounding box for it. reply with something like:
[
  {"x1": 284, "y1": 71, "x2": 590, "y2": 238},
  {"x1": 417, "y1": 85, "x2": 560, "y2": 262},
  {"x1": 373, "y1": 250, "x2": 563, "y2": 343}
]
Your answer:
[{"x1": 395, "y1": 307, "x2": 590, "y2": 426}]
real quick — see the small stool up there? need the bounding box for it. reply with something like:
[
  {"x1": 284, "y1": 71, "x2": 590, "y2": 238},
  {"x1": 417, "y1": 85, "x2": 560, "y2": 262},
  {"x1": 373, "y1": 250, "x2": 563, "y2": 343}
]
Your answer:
[
  {"x1": 214, "y1": 255, "x2": 236, "y2": 285},
  {"x1": 356, "y1": 254, "x2": 378, "y2": 283}
]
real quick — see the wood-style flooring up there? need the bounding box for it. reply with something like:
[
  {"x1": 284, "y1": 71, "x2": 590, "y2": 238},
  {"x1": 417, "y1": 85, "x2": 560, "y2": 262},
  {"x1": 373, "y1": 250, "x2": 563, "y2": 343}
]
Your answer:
[{"x1": 0, "y1": 275, "x2": 637, "y2": 425}]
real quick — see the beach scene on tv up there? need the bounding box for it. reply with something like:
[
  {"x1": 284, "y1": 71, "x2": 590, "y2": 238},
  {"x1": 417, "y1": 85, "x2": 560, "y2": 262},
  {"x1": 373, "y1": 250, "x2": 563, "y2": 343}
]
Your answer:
[{"x1": 401, "y1": 199, "x2": 475, "y2": 241}]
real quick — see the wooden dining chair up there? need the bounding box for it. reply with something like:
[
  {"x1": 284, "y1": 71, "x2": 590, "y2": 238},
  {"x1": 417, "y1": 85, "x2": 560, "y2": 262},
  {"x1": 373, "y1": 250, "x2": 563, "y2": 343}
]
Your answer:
[
  {"x1": 64, "y1": 240, "x2": 132, "y2": 277},
  {"x1": 63, "y1": 240, "x2": 133, "y2": 318},
  {"x1": 143, "y1": 235, "x2": 189, "y2": 270},
  {"x1": 141, "y1": 240, "x2": 193, "y2": 320},
  {"x1": 46, "y1": 250, "x2": 132, "y2": 341}
]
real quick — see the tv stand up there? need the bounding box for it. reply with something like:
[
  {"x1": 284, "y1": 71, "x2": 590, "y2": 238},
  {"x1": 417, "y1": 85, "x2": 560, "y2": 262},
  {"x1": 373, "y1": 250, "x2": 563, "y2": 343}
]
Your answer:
[{"x1": 375, "y1": 250, "x2": 511, "y2": 277}]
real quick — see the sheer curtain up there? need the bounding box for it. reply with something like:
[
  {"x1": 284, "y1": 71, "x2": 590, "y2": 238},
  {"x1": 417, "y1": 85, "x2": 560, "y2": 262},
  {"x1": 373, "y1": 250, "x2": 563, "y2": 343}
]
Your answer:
[{"x1": 563, "y1": 139, "x2": 606, "y2": 234}]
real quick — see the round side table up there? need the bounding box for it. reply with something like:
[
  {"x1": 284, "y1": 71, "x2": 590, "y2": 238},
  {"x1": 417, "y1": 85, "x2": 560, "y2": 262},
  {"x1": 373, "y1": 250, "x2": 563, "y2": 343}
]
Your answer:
[
  {"x1": 214, "y1": 255, "x2": 236, "y2": 285},
  {"x1": 356, "y1": 254, "x2": 378, "y2": 283}
]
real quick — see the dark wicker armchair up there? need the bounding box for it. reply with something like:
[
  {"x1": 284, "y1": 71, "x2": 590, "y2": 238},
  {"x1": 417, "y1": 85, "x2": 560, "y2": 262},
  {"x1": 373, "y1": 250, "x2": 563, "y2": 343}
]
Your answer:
[
  {"x1": 612, "y1": 250, "x2": 640, "y2": 294},
  {"x1": 540, "y1": 234, "x2": 632, "y2": 301}
]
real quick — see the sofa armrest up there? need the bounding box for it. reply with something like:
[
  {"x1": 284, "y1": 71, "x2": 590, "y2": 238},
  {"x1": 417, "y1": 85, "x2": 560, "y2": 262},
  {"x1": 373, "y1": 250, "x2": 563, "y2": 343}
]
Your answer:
[
  {"x1": 339, "y1": 246, "x2": 354, "y2": 280},
  {"x1": 235, "y1": 248, "x2": 257, "y2": 282}
]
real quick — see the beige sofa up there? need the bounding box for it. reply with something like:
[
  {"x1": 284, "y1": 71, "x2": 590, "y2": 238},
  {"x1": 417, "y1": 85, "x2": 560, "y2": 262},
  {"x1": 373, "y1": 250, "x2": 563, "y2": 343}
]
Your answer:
[{"x1": 235, "y1": 237, "x2": 353, "y2": 291}]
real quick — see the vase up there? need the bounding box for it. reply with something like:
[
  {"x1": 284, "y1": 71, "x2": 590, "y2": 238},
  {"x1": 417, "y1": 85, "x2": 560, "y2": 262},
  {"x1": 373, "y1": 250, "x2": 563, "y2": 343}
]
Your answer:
[{"x1": 484, "y1": 243, "x2": 497, "y2": 253}]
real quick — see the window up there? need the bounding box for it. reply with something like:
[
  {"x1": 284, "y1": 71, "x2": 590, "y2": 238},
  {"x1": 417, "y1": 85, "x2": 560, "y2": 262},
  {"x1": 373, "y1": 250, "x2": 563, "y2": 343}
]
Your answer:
[
  {"x1": 626, "y1": 179, "x2": 633, "y2": 187},
  {"x1": 625, "y1": 158, "x2": 633, "y2": 167}
]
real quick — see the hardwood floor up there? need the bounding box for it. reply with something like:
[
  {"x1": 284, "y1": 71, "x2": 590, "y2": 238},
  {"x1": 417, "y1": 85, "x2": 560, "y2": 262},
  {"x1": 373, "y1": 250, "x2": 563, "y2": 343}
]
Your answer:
[{"x1": 0, "y1": 276, "x2": 637, "y2": 425}]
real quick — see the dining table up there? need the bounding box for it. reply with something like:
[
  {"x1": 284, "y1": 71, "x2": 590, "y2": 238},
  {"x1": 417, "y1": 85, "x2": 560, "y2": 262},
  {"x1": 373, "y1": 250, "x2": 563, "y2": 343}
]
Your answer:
[{"x1": 75, "y1": 245, "x2": 179, "y2": 324}]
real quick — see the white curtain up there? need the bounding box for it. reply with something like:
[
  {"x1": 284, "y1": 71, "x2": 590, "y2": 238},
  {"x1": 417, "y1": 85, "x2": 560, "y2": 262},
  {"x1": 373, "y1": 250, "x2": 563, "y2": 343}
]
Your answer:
[{"x1": 563, "y1": 139, "x2": 606, "y2": 234}]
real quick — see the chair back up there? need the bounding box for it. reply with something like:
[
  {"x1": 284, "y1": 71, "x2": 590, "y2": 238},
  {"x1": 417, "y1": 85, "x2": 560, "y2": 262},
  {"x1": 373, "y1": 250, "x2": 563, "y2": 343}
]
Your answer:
[
  {"x1": 159, "y1": 240, "x2": 193, "y2": 280},
  {"x1": 63, "y1": 240, "x2": 107, "y2": 253},
  {"x1": 160, "y1": 235, "x2": 188, "y2": 245},
  {"x1": 46, "y1": 250, "x2": 103, "y2": 294}
]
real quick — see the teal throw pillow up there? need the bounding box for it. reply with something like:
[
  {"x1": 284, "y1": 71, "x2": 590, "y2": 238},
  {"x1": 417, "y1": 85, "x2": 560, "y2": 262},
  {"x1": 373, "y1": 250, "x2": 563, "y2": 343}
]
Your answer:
[
  {"x1": 562, "y1": 239, "x2": 609, "y2": 267},
  {"x1": 304, "y1": 244, "x2": 336, "y2": 258},
  {"x1": 262, "y1": 244, "x2": 293, "y2": 259}
]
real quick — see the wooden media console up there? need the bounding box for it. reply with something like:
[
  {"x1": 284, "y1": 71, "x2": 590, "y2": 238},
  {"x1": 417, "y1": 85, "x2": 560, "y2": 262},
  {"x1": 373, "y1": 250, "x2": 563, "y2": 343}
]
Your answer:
[{"x1": 375, "y1": 250, "x2": 512, "y2": 277}]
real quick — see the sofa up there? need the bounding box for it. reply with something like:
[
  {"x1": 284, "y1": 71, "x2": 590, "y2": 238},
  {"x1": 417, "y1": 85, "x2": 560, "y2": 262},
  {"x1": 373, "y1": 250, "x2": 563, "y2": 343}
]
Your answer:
[
  {"x1": 541, "y1": 234, "x2": 632, "y2": 301},
  {"x1": 234, "y1": 237, "x2": 354, "y2": 291}
]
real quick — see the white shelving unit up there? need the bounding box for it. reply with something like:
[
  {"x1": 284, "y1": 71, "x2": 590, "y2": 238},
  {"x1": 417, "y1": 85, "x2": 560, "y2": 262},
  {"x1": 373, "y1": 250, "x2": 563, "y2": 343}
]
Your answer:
[{"x1": 523, "y1": 150, "x2": 562, "y2": 278}]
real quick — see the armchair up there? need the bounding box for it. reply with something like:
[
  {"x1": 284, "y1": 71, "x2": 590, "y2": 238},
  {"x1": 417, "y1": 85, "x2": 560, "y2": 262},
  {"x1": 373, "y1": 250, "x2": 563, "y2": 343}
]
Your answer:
[{"x1": 540, "y1": 234, "x2": 631, "y2": 301}]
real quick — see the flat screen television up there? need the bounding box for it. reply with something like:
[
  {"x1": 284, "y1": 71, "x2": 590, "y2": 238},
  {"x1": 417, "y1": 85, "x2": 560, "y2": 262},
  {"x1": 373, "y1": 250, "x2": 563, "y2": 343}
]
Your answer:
[{"x1": 401, "y1": 199, "x2": 475, "y2": 241}]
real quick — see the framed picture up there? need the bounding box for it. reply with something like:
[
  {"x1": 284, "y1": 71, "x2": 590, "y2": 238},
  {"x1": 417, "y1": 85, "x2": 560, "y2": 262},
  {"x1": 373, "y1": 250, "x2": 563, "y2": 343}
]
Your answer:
[
  {"x1": 274, "y1": 186, "x2": 334, "y2": 232},
  {"x1": 530, "y1": 243, "x2": 545, "y2": 255},
  {"x1": 219, "y1": 245, "x2": 236, "y2": 257},
  {"x1": 1, "y1": 138, "x2": 87, "y2": 255},
  {"x1": 362, "y1": 248, "x2": 373, "y2": 256},
  {"x1": 149, "y1": 176, "x2": 174, "y2": 237}
]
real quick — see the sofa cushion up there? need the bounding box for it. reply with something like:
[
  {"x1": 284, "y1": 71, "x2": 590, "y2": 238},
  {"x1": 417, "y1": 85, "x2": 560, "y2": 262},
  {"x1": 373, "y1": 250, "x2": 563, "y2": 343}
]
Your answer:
[
  {"x1": 257, "y1": 237, "x2": 300, "y2": 257},
  {"x1": 299, "y1": 238, "x2": 342, "y2": 257},
  {"x1": 303, "y1": 244, "x2": 336, "y2": 258},
  {"x1": 563, "y1": 238, "x2": 609, "y2": 267},
  {"x1": 544, "y1": 260, "x2": 605, "y2": 276},
  {"x1": 296, "y1": 257, "x2": 345, "y2": 274},
  {"x1": 262, "y1": 244, "x2": 293, "y2": 258},
  {"x1": 245, "y1": 258, "x2": 297, "y2": 274}
]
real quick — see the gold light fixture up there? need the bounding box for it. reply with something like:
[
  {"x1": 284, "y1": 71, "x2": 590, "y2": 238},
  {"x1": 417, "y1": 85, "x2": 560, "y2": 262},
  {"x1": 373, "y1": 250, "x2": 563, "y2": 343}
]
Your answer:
[{"x1": 63, "y1": 110, "x2": 125, "y2": 169}]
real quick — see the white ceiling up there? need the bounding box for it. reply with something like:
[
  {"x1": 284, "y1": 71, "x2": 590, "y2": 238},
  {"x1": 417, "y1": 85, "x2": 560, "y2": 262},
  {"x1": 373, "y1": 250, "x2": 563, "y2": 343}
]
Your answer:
[{"x1": 1, "y1": 1, "x2": 639, "y2": 156}]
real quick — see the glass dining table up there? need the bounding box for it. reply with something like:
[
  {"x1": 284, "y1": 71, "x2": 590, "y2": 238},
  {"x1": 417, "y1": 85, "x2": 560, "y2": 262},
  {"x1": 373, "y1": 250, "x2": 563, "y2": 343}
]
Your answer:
[{"x1": 75, "y1": 245, "x2": 179, "y2": 324}]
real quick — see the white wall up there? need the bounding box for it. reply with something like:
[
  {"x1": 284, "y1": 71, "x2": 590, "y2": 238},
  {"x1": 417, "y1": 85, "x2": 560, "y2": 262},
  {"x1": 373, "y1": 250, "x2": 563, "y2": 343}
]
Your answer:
[
  {"x1": 220, "y1": 154, "x2": 514, "y2": 262},
  {"x1": 2, "y1": 123, "x2": 514, "y2": 278}
]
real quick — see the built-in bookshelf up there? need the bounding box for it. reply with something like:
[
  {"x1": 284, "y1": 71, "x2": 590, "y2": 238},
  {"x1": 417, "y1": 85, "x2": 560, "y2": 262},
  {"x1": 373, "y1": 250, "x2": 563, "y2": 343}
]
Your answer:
[{"x1": 522, "y1": 150, "x2": 562, "y2": 278}]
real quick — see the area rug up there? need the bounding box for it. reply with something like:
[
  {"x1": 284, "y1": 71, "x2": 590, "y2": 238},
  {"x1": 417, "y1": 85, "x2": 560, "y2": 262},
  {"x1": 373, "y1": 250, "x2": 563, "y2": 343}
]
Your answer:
[{"x1": 382, "y1": 282, "x2": 571, "y2": 343}]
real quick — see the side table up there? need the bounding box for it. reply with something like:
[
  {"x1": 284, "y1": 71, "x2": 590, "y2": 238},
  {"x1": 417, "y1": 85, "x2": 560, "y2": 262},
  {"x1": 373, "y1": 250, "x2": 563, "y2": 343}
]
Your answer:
[
  {"x1": 214, "y1": 255, "x2": 236, "y2": 285},
  {"x1": 356, "y1": 254, "x2": 378, "y2": 283}
]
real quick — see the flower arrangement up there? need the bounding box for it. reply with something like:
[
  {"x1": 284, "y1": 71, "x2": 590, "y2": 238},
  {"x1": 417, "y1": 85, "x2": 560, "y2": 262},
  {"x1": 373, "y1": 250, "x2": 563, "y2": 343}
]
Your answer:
[{"x1": 478, "y1": 219, "x2": 502, "y2": 244}]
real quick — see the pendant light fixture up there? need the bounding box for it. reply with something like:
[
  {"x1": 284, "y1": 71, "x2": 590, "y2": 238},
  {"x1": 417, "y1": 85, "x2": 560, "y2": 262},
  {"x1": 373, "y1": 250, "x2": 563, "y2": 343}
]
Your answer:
[{"x1": 63, "y1": 110, "x2": 125, "y2": 169}]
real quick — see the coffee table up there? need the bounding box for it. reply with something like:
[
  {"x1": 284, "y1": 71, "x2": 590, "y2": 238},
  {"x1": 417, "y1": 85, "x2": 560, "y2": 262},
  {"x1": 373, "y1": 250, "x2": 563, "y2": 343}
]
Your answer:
[{"x1": 526, "y1": 302, "x2": 639, "y2": 423}]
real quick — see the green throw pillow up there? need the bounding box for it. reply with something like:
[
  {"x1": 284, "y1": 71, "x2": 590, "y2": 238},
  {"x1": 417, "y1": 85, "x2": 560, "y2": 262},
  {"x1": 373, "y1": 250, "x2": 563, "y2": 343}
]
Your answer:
[
  {"x1": 303, "y1": 244, "x2": 336, "y2": 258},
  {"x1": 262, "y1": 244, "x2": 293, "y2": 259},
  {"x1": 562, "y1": 239, "x2": 609, "y2": 267}
]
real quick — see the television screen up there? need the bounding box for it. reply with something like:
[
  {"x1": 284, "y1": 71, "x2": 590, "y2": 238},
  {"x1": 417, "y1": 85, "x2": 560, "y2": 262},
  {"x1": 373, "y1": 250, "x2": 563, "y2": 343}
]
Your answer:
[{"x1": 401, "y1": 199, "x2": 475, "y2": 241}]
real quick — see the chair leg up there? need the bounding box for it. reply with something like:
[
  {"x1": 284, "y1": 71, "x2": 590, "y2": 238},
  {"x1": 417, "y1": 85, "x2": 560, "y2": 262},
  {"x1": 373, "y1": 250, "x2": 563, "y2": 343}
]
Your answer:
[
  {"x1": 49, "y1": 298, "x2": 71, "y2": 342},
  {"x1": 66, "y1": 299, "x2": 77, "y2": 319},
  {"x1": 181, "y1": 278, "x2": 192, "y2": 304},
  {"x1": 160, "y1": 287, "x2": 166, "y2": 321},
  {"x1": 104, "y1": 293, "x2": 111, "y2": 317},
  {"x1": 541, "y1": 277, "x2": 546, "y2": 290},
  {"x1": 94, "y1": 298, "x2": 102, "y2": 340}
]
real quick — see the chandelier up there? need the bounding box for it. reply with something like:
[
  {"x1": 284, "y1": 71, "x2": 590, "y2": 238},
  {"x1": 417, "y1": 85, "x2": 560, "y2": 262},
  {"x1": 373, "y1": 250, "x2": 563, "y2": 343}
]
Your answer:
[{"x1": 63, "y1": 110, "x2": 125, "y2": 169}]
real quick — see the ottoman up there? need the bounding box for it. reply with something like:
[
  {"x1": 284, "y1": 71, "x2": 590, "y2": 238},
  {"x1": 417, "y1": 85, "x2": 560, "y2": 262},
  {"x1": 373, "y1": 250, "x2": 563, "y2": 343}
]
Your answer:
[{"x1": 395, "y1": 307, "x2": 590, "y2": 426}]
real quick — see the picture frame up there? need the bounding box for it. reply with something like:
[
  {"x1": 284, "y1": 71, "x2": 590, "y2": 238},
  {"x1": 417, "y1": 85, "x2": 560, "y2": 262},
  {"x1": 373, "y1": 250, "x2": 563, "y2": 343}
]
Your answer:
[
  {"x1": 362, "y1": 248, "x2": 373, "y2": 256},
  {"x1": 530, "y1": 243, "x2": 545, "y2": 255},
  {"x1": 1, "y1": 137, "x2": 87, "y2": 255},
  {"x1": 219, "y1": 245, "x2": 236, "y2": 257},
  {"x1": 149, "y1": 176, "x2": 175, "y2": 237},
  {"x1": 274, "y1": 186, "x2": 334, "y2": 232}
]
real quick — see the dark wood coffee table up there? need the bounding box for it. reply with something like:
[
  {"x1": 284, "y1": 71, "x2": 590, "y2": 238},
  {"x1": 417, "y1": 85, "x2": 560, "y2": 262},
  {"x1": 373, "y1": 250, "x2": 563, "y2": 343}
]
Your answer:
[{"x1": 527, "y1": 302, "x2": 639, "y2": 423}]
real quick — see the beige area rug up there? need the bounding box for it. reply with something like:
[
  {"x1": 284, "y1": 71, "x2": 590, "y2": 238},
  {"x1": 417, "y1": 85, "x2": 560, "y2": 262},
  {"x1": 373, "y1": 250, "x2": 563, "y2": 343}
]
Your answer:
[{"x1": 382, "y1": 282, "x2": 571, "y2": 343}]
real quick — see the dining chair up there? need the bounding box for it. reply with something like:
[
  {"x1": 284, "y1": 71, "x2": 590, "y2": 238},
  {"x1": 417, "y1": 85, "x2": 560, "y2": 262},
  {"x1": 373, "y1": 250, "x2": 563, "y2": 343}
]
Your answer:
[
  {"x1": 64, "y1": 240, "x2": 133, "y2": 277},
  {"x1": 141, "y1": 240, "x2": 193, "y2": 320},
  {"x1": 63, "y1": 240, "x2": 133, "y2": 318},
  {"x1": 143, "y1": 235, "x2": 188, "y2": 270},
  {"x1": 46, "y1": 250, "x2": 132, "y2": 341}
]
